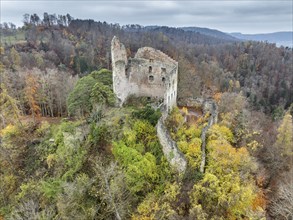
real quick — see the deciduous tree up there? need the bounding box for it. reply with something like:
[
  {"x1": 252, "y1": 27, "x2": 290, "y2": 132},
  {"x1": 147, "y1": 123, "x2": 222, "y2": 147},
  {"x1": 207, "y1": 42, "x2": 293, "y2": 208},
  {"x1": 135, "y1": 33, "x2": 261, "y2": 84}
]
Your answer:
[
  {"x1": 275, "y1": 112, "x2": 293, "y2": 157},
  {"x1": 24, "y1": 74, "x2": 41, "y2": 121}
]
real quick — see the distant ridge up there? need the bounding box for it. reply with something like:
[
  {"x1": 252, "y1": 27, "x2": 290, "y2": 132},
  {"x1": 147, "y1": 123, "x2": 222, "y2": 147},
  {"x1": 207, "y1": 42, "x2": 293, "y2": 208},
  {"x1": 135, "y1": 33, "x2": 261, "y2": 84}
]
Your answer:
[
  {"x1": 229, "y1": 31, "x2": 293, "y2": 47},
  {"x1": 123, "y1": 25, "x2": 238, "y2": 44},
  {"x1": 180, "y1": 26, "x2": 240, "y2": 41},
  {"x1": 144, "y1": 26, "x2": 239, "y2": 42}
]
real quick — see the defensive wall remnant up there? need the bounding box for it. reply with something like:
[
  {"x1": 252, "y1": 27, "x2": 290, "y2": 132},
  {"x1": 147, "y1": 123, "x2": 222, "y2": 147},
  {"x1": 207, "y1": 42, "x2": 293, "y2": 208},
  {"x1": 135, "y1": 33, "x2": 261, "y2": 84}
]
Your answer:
[{"x1": 111, "y1": 36, "x2": 187, "y2": 173}]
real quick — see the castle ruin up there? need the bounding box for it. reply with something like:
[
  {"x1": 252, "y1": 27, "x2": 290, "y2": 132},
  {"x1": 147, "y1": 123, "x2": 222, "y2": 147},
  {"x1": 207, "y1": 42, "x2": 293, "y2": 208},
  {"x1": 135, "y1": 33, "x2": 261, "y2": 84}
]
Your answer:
[
  {"x1": 111, "y1": 36, "x2": 178, "y2": 111},
  {"x1": 111, "y1": 37, "x2": 186, "y2": 173}
]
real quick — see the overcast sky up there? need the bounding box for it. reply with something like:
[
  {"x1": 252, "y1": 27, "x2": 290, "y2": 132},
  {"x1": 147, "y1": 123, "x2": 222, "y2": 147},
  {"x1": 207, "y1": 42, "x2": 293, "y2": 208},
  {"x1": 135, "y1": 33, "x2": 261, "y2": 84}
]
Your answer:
[{"x1": 1, "y1": 0, "x2": 292, "y2": 34}]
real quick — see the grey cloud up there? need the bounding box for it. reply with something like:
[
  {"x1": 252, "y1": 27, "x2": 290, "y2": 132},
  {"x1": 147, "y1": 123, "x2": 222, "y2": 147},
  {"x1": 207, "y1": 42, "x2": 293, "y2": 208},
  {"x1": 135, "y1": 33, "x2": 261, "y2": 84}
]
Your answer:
[
  {"x1": 233, "y1": 1, "x2": 292, "y2": 16},
  {"x1": 1, "y1": 0, "x2": 292, "y2": 34}
]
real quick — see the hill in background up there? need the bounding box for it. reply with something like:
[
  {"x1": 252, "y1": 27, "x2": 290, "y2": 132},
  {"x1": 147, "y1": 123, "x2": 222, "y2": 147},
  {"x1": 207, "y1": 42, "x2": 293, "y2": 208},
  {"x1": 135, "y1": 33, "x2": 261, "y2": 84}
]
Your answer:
[{"x1": 229, "y1": 31, "x2": 293, "y2": 47}]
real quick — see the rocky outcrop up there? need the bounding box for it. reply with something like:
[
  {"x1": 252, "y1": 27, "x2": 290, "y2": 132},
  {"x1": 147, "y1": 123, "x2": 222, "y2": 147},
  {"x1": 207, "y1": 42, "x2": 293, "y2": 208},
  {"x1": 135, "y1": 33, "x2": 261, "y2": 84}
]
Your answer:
[{"x1": 157, "y1": 116, "x2": 187, "y2": 173}]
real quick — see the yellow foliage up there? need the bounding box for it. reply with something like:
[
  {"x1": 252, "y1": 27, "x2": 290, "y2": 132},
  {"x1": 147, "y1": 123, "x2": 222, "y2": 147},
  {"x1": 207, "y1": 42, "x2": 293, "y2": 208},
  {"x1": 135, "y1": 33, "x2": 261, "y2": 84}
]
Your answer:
[
  {"x1": 276, "y1": 112, "x2": 293, "y2": 156},
  {"x1": 132, "y1": 183, "x2": 179, "y2": 220},
  {"x1": 163, "y1": 182, "x2": 180, "y2": 203},
  {"x1": 207, "y1": 140, "x2": 251, "y2": 174},
  {"x1": 252, "y1": 190, "x2": 266, "y2": 211},
  {"x1": 187, "y1": 139, "x2": 201, "y2": 157},
  {"x1": 219, "y1": 112, "x2": 234, "y2": 128},
  {"x1": 178, "y1": 140, "x2": 189, "y2": 153},
  {"x1": 0, "y1": 46, "x2": 4, "y2": 55},
  {"x1": 123, "y1": 129, "x2": 137, "y2": 145},
  {"x1": 36, "y1": 121, "x2": 50, "y2": 136},
  {"x1": 47, "y1": 154, "x2": 57, "y2": 169},
  {"x1": 208, "y1": 124, "x2": 234, "y2": 143},
  {"x1": 235, "y1": 80, "x2": 240, "y2": 90},
  {"x1": 182, "y1": 107, "x2": 188, "y2": 115},
  {"x1": 178, "y1": 137, "x2": 201, "y2": 169},
  {"x1": 192, "y1": 165, "x2": 256, "y2": 219},
  {"x1": 0, "y1": 124, "x2": 18, "y2": 137},
  {"x1": 132, "y1": 194, "x2": 160, "y2": 220},
  {"x1": 247, "y1": 140, "x2": 261, "y2": 151},
  {"x1": 0, "y1": 174, "x2": 18, "y2": 197},
  {"x1": 185, "y1": 125, "x2": 202, "y2": 139},
  {"x1": 132, "y1": 216, "x2": 154, "y2": 220},
  {"x1": 186, "y1": 138, "x2": 202, "y2": 169}
]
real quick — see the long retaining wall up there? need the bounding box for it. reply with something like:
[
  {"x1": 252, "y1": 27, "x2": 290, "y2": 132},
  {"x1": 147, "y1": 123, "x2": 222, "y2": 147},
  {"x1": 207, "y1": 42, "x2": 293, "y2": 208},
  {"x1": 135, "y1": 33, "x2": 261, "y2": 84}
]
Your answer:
[
  {"x1": 156, "y1": 98, "x2": 218, "y2": 174},
  {"x1": 199, "y1": 100, "x2": 218, "y2": 173},
  {"x1": 156, "y1": 116, "x2": 187, "y2": 173}
]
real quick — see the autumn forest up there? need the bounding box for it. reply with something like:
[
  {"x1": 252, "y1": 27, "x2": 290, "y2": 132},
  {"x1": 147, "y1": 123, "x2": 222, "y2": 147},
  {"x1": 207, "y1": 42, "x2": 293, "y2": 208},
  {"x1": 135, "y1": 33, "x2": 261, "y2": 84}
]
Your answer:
[{"x1": 0, "y1": 13, "x2": 292, "y2": 219}]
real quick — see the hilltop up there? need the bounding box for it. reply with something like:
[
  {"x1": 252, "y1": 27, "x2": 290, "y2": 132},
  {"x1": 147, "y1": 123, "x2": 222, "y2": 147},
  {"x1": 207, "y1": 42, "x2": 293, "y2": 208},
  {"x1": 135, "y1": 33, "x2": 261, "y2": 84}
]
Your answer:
[
  {"x1": 0, "y1": 14, "x2": 292, "y2": 219},
  {"x1": 230, "y1": 31, "x2": 293, "y2": 47}
]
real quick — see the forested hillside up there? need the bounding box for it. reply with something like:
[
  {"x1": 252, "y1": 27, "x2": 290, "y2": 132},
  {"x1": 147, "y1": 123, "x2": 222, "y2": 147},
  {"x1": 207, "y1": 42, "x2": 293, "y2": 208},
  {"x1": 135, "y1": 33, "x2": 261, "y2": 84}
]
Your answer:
[
  {"x1": 0, "y1": 13, "x2": 292, "y2": 219},
  {"x1": 230, "y1": 32, "x2": 293, "y2": 48}
]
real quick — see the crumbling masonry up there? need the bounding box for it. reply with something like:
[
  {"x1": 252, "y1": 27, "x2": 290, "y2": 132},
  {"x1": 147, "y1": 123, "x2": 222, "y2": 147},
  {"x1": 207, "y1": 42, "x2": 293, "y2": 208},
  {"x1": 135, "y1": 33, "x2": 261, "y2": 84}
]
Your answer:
[
  {"x1": 111, "y1": 36, "x2": 178, "y2": 111},
  {"x1": 111, "y1": 37, "x2": 187, "y2": 173}
]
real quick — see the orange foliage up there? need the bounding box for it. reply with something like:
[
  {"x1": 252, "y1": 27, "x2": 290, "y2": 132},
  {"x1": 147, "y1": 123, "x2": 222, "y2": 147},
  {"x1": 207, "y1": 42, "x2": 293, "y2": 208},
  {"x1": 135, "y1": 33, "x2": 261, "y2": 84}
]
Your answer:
[
  {"x1": 256, "y1": 174, "x2": 267, "y2": 188},
  {"x1": 213, "y1": 92, "x2": 222, "y2": 103},
  {"x1": 25, "y1": 73, "x2": 41, "y2": 119},
  {"x1": 252, "y1": 190, "x2": 266, "y2": 210}
]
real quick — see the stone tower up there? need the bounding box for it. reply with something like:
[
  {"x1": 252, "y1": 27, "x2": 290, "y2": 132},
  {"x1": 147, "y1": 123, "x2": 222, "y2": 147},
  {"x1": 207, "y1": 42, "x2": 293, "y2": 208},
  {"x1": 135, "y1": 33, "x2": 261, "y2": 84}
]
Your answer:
[{"x1": 111, "y1": 36, "x2": 129, "y2": 104}]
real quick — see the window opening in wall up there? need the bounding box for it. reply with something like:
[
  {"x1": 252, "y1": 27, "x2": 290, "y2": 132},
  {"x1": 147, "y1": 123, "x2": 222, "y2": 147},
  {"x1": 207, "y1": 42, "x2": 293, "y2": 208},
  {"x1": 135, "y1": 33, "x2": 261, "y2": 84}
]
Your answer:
[
  {"x1": 149, "y1": 66, "x2": 152, "y2": 73},
  {"x1": 125, "y1": 67, "x2": 128, "y2": 76},
  {"x1": 161, "y1": 67, "x2": 166, "y2": 73},
  {"x1": 162, "y1": 77, "x2": 166, "y2": 82},
  {"x1": 149, "y1": 75, "x2": 154, "y2": 82},
  {"x1": 147, "y1": 97, "x2": 151, "y2": 101}
]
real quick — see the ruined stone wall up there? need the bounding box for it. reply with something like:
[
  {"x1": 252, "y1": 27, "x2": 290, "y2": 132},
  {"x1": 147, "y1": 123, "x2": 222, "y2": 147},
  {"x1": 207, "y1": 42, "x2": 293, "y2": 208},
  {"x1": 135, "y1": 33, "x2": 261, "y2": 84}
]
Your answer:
[
  {"x1": 126, "y1": 59, "x2": 165, "y2": 99},
  {"x1": 111, "y1": 36, "x2": 178, "y2": 110},
  {"x1": 164, "y1": 67, "x2": 178, "y2": 111},
  {"x1": 111, "y1": 37, "x2": 184, "y2": 172},
  {"x1": 111, "y1": 36, "x2": 130, "y2": 104},
  {"x1": 157, "y1": 116, "x2": 187, "y2": 173}
]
